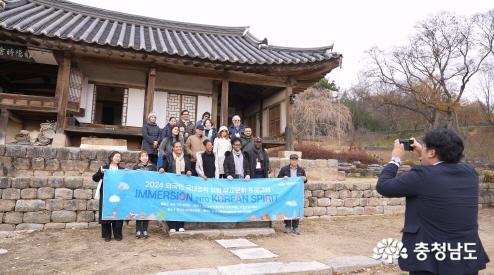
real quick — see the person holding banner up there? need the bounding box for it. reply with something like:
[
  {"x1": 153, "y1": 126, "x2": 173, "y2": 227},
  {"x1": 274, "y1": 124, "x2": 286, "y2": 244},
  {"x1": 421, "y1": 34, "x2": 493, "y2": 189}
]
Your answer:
[
  {"x1": 92, "y1": 151, "x2": 125, "y2": 242},
  {"x1": 195, "y1": 139, "x2": 216, "y2": 180},
  {"x1": 224, "y1": 137, "x2": 251, "y2": 180},
  {"x1": 158, "y1": 141, "x2": 192, "y2": 233},
  {"x1": 132, "y1": 151, "x2": 157, "y2": 239},
  {"x1": 214, "y1": 126, "x2": 231, "y2": 178},
  {"x1": 278, "y1": 154, "x2": 307, "y2": 235},
  {"x1": 245, "y1": 137, "x2": 270, "y2": 179}
]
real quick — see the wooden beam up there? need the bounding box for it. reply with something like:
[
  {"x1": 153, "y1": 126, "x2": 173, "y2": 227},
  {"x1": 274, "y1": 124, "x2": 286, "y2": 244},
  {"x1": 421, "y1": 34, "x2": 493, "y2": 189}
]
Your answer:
[
  {"x1": 71, "y1": 54, "x2": 291, "y2": 87},
  {"x1": 54, "y1": 52, "x2": 71, "y2": 132},
  {"x1": 220, "y1": 80, "x2": 229, "y2": 127},
  {"x1": 0, "y1": 108, "x2": 8, "y2": 145},
  {"x1": 260, "y1": 97, "x2": 264, "y2": 137},
  {"x1": 64, "y1": 125, "x2": 143, "y2": 137},
  {"x1": 211, "y1": 81, "x2": 219, "y2": 126},
  {"x1": 285, "y1": 86, "x2": 294, "y2": 151},
  {"x1": 143, "y1": 68, "x2": 156, "y2": 123}
]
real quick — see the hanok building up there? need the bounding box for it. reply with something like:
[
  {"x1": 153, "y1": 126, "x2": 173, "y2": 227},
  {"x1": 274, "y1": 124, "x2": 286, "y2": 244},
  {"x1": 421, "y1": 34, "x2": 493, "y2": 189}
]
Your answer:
[{"x1": 0, "y1": 0, "x2": 342, "y2": 150}]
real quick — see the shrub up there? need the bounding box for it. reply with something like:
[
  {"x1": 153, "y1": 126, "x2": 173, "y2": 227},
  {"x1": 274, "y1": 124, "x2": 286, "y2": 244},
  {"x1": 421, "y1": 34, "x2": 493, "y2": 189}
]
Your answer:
[{"x1": 481, "y1": 170, "x2": 494, "y2": 183}]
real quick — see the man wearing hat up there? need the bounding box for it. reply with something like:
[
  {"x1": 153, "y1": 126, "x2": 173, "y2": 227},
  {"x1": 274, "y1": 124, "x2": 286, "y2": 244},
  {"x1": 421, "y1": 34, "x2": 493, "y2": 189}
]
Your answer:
[
  {"x1": 185, "y1": 125, "x2": 207, "y2": 176},
  {"x1": 245, "y1": 137, "x2": 270, "y2": 178},
  {"x1": 142, "y1": 112, "x2": 161, "y2": 164},
  {"x1": 277, "y1": 154, "x2": 307, "y2": 235}
]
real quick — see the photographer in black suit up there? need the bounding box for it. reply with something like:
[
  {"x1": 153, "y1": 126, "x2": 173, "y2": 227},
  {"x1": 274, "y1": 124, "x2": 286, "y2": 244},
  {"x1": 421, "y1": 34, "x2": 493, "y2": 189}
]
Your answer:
[{"x1": 377, "y1": 128, "x2": 489, "y2": 275}]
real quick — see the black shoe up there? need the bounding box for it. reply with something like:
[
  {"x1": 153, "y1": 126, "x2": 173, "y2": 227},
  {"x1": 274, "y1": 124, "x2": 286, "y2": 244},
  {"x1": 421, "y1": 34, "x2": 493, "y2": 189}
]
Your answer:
[
  {"x1": 115, "y1": 237, "x2": 122, "y2": 241},
  {"x1": 104, "y1": 238, "x2": 111, "y2": 242},
  {"x1": 283, "y1": 226, "x2": 291, "y2": 234},
  {"x1": 293, "y1": 227, "x2": 301, "y2": 235}
]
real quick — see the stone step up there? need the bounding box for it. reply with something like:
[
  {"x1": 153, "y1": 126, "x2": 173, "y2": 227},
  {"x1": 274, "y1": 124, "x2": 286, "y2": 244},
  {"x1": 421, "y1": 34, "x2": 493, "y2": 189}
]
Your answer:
[
  {"x1": 185, "y1": 221, "x2": 271, "y2": 230},
  {"x1": 155, "y1": 261, "x2": 331, "y2": 275},
  {"x1": 154, "y1": 256, "x2": 383, "y2": 275},
  {"x1": 321, "y1": 256, "x2": 382, "y2": 273},
  {"x1": 169, "y1": 228, "x2": 275, "y2": 239}
]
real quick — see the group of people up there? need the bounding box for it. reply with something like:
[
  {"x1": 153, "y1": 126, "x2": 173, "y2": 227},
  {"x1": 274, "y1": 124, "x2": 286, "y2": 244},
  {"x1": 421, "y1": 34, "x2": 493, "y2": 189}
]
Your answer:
[{"x1": 93, "y1": 111, "x2": 307, "y2": 242}]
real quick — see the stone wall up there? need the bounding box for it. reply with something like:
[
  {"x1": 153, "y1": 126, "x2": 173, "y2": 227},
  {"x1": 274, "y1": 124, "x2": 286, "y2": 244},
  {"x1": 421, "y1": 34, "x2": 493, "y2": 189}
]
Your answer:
[
  {"x1": 303, "y1": 180, "x2": 493, "y2": 218},
  {"x1": 0, "y1": 145, "x2": 491, "y2": 231},
  {"x1": 303, "y1": 180, "x2": 406, "y2": 218},
  {"x1": 0, "y1": 176, "x2": 97, "y2": 231}
]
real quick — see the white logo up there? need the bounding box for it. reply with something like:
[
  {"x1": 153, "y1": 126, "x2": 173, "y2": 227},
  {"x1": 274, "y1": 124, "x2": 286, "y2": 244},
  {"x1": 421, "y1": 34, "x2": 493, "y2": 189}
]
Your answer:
[
  {"x1": 372, "y1": 238, "x2": 408, "y2": 264},
  {"x1": 109, "y1": 195, "x2": 120, "y2": 203},
  {"x1": 286, "y1": 200, "x2": 297, "y2": 207}
]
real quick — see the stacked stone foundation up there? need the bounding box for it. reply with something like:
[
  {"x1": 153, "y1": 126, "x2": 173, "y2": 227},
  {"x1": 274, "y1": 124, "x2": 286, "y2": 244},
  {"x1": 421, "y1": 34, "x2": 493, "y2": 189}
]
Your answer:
[{"x1": 0, "y1": 145, "x2": 491, "y2": 231}]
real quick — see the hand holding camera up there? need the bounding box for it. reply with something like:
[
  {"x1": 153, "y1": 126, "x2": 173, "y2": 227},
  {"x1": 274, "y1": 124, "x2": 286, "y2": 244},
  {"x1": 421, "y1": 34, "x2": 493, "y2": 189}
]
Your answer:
[
  {"x1": 393, "y1": 137, "x2": 422, "y2": 160},
  {"x1": 399, "y1": 139, "x2": 414, "y2": 151}
]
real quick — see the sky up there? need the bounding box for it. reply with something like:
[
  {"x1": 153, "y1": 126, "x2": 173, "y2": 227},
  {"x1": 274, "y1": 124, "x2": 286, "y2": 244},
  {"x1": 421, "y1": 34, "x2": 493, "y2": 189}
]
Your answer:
[{"x1": 72, "y1": 0, "x2": 493, "y2": 93}]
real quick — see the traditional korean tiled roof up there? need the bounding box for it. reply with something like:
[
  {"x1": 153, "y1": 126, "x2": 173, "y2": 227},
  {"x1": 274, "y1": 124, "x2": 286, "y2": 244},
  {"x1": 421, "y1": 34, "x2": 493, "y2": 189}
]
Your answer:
[{"x1": 0, "y1": 0, "x2": 340, "y2": 66}]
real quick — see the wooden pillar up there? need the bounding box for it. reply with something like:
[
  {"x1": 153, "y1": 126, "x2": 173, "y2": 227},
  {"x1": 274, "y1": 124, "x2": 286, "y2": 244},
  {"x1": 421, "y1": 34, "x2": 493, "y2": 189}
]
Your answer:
[
  {"x1": 0, "y1": 108, "x2": 8, "y2": 145},
  {"x1": 220, "y1": 80, "x2": 229, "y2": 127},
  {"x1": 55, "y1": 52, "x2": 71, "y2": 132},
  {"x1": 285, "y1": 86, "x2": 294, "y2": 151},
  {"x1": 259, "y1": 98, "x2": 263, "y2": 137},
  {"x1": 211, "y1": 81, "x2": 219, "y2": 126},
  {"x1": 143, "y1": 68, "x2": 156, "y2": 123}
]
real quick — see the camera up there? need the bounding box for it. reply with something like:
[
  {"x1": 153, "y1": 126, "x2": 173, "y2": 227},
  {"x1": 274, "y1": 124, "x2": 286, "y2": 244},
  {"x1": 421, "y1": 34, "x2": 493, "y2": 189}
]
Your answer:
[{"x1": 399, "y1": 139, "x2": 414, "y2": 151}]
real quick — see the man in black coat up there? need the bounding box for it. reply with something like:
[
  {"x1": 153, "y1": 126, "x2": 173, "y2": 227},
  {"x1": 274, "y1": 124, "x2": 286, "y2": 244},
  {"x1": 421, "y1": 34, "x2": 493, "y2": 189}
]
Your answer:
[
  {"x1": 377, "y1": 129, "x2": 489, "y2": 275},
  {"x1": 278, "y1": 154, "x2": 307, "y2": 235},
  {"x1": 244, "y1": 137, "x2": 270, "y2": 178},
  {"x1": 177, "y1": 109, "x2": 195, "y2": 136},
  {"x1": 142, "y1": 113, "x2": 161, "y2": 164}
]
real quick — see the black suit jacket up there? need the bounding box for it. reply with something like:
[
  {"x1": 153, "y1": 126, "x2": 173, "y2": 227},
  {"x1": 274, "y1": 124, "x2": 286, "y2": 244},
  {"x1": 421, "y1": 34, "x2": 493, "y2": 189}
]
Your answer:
[
  {"x1": 244, "y1": 147, "x2": 270, "y2": 178},
  {"x1": 223, "y1": 151, "x2": 251, "y2": 178},
  {"x1": 159, "y1": 154, "x2": 192, "y2": 174},
  {"x1": 377, "y1": 162, "x2": 489, "y2": 274},
  {"x1": 277, "y1": 165, "x2": 308, "y2": 183}
]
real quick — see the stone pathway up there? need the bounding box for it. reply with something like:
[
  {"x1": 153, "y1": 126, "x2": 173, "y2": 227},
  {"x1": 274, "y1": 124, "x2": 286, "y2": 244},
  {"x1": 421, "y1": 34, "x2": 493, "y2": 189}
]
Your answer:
[
  {"x1": 229, "y1": 247, "x2": 278, "y2": 260},
  {"x1": 156, "y1": 238, "x2": 383, "y2": 274},
  {"x1": 215, "y1": 238, "x2": 257, "y2": 249}
]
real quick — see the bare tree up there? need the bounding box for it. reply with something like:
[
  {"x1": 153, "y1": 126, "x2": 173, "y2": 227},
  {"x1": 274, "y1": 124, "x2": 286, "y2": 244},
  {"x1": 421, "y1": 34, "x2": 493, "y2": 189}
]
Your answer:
[
  {"x1": 478, "y1": 67, "x2": 494, "y2": 125},
  {"x1": 367, "y1": 11, "x2": 494, "y2": 129},
  {"x1": 293, "y1": 88, "x2": 353, "y2": 144}
]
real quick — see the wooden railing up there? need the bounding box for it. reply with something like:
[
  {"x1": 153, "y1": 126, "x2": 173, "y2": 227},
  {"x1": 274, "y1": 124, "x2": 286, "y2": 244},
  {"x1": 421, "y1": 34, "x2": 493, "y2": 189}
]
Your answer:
[
  {"x1": 0, "y1": 93, "x2": 57, "y2": 112},
  {"x1": 0, "y1": 93, "x2": 82, "y2": 113}
]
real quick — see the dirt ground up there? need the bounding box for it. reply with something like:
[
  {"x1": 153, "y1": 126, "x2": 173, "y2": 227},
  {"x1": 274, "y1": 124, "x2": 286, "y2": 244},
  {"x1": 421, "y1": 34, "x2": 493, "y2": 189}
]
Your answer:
[{"x1": 0, "y1": 208, "x2": 493, "y2": 275}]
